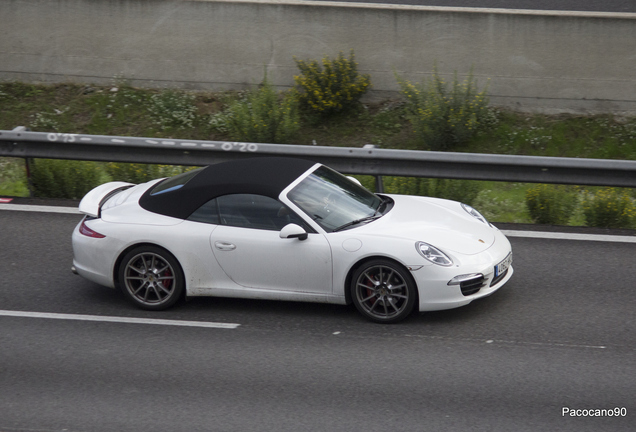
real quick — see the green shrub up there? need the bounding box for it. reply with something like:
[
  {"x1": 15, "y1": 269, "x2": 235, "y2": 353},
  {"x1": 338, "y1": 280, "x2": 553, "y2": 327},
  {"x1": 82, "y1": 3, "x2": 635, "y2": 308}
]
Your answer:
[
  {"x1": 293, "y1": 50, "x2": 371, "y2": 116},
  {"x1": 525, "y1": 184, "x2": 578, "y2": 225},
  {"x1": 429, "y1": 178, "x2": 482, "y2": 205},
  {"x1": 382, "y1": 176, "x2": 481, "y2": 205},
  {"x1": 211, "y1": 79, "x2": 300, "y2": 144},
  {"x1": 382, "y1": 177, "x2": 423, "y2": 196},
  {"x1": 396, "y1": 66, "x2": 490, "y2": 150},
  {"x1": 472, "y1": 189, "x2": 530, "y2": 224},
  {"x1": 30, "y1": 159, "x2": 108, "y2": 199},
  {"x1": 582, "y1": 188, "x2": 636, "y2": 229},
  {"x1": 29, "y1": 160, "x2": 192, "y2": 199},
  {"x1": 105, "y1": 163, "x2": 189, "y2": 184}
]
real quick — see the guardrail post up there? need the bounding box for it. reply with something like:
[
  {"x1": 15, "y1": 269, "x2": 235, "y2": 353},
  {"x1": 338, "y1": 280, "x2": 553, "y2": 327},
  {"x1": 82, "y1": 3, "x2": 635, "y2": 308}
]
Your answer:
[
  {"x1": 363, "y1": 144, "x2": 384, "y2": 193},
  {"x1": 375, "y1": 174, "x2": 384, "y2": 194}
]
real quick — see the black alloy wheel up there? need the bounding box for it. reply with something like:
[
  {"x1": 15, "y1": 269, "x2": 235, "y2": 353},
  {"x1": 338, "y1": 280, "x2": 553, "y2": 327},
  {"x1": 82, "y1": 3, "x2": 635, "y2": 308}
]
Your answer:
[
  {"x1": 351, "y1": 259, "x2": 417, "y2": 324},
  {"x1": 119, "y1": 245, "x2": 184, "y2": 310}
]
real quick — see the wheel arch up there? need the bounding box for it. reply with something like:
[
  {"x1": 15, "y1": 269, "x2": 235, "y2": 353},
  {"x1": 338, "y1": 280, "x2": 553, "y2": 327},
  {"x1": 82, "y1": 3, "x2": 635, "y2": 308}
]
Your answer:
[{"x1": 113, "y1": 242, "x2": 185, "y2": 295}]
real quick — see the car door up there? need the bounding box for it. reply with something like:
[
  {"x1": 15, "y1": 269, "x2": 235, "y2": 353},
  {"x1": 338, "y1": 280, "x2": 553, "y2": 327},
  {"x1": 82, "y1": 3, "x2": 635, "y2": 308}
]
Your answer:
[{"x1": 208, "y1": 194, "x2": 333, "y2": 293}]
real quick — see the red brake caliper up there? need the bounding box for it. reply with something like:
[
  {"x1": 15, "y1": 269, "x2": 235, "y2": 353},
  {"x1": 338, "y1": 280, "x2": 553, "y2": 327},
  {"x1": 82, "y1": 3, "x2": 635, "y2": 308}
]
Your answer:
[{"x1": 164, "y1": 268, "x2": 172, "y2": 289}]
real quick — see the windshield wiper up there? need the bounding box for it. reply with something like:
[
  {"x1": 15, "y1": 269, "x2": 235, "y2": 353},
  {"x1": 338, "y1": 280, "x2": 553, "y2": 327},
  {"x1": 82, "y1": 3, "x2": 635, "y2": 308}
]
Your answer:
[
  {"x1": 333, "y1": 196, "x2": 391, "y2": 232},
  {"x1": 376, "y1": 197, "x2": 389, "y2": 214},
  {"x1": 333, "y1": 215, "x2": 382, "y2": 232}
]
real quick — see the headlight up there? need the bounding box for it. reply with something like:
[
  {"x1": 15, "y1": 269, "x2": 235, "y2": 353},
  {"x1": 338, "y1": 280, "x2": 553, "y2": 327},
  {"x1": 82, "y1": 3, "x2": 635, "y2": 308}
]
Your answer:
[
  {"x1": 416, "y1": 242, "x2": 453, "y2": 266},
  {"x1": 461, "y1": 203, "x2": 490, "y2": 226}
]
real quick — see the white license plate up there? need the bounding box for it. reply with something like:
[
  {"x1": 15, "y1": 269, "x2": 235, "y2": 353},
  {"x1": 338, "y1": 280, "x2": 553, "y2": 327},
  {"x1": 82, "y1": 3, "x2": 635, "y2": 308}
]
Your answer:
[{"x1": 495, "y1": 253, "x2": 512, "y2": 277}]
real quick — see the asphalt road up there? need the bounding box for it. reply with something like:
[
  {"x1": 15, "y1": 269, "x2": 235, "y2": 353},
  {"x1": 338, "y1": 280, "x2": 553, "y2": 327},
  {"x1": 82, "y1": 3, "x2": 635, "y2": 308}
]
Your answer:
[
  {"x1": 314, "y1": 0, "x2": 636, "y2": 13},
  {"x1": 0, "y1": 208, "x2": 634, "y2": 431}
]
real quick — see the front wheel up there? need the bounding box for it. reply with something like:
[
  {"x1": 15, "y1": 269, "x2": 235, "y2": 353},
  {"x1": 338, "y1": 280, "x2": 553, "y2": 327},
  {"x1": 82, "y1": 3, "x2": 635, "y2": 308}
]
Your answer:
[
  {"x1": 351, "y1": 260, "x2": 417, "y2": 324},
  {"x1": 118, "y1": 246, "x2": 184, "y2": 310}
]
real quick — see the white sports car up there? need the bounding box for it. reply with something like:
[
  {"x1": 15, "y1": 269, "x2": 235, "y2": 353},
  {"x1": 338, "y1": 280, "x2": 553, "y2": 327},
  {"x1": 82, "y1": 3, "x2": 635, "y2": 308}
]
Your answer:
[{"x1": 72, "y1": 157, "x2": 513, "y2": 323}]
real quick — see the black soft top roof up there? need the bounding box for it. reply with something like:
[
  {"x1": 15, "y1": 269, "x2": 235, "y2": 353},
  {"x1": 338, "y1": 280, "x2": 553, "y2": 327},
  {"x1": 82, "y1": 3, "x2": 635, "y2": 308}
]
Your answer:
[{"x1": 139, "y1": 157, "x2": 317, "y2": 219}]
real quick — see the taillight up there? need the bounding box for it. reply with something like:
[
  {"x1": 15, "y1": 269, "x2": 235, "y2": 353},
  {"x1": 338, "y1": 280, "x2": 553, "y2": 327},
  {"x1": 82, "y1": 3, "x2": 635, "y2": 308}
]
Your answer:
[{"x1": 79, "y1": 219, "x2": 106, "y2": 238}]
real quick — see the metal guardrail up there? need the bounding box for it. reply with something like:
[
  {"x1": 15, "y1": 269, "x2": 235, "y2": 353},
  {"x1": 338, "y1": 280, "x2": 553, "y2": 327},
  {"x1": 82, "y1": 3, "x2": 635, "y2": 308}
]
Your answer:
[{"x1": 2, "y1": 128, "x2": 636, "y2": 188}]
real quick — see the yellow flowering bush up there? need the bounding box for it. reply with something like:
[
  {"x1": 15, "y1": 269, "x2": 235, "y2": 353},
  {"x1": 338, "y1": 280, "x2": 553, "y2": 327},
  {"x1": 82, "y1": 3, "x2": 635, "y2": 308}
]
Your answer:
[
  {"x1": 293, "y1": 51, "x2": 371, "y2": 116},
  {"x1": 525, "y1": 184, "x2": 578, "y2": 225},
  {"x1": 581, "y1": 188, "x2": 636, "y2": 229},
  {"x1": 396, "y1": 66, "x2": 490, "y2": 150}
]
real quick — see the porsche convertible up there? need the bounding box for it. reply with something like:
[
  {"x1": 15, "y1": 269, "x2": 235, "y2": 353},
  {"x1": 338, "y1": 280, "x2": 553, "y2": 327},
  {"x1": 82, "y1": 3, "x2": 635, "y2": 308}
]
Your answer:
[{"x1": 72, "y1": 157, "x2": 513, "y2": 323}]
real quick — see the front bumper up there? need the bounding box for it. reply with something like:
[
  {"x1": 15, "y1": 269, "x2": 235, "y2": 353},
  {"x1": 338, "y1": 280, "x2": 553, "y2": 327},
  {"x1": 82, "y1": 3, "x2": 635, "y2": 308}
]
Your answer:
[
  {"x1": 412, "y1": 234, "x2": 514, "y2": 312},
  {"x1": 415, "y1": 265, "x2": 513, "y2": 312}
]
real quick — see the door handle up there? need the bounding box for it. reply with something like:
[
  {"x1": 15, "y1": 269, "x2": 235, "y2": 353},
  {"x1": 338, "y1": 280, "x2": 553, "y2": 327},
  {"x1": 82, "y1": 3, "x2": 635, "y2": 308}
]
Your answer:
[{"x1": 214, "y1": 241, "x2": 236, "y2": 251}]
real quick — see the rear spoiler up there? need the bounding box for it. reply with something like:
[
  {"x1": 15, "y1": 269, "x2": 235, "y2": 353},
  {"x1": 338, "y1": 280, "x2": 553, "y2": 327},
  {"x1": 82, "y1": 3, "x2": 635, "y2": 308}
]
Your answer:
[{"x1": 78, "y1": 181, "x2": 134, "y2": 217}]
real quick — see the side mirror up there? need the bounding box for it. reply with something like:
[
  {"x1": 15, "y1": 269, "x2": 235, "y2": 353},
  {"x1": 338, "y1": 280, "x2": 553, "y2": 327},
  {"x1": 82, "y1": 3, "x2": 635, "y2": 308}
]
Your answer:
[
  {"x1": 280, "y1": 223, "x2": 308, "y2": 241},
  {"x1": 347, "y1": 176, "x2": 362, "y2": 186}
]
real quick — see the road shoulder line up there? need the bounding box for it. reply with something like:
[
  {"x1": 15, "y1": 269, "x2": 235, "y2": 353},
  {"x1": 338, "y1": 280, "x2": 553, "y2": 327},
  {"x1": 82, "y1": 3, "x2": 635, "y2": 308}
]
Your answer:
[
  {"x1": 0, "y1": 203, "x2": 80, "y2": 214},
  {"x1": 0, "y1": 310, "x2": 240, "y2": 329},
  {"x1": 502, "y1": 230, "x2": 636, "y2": 243}
]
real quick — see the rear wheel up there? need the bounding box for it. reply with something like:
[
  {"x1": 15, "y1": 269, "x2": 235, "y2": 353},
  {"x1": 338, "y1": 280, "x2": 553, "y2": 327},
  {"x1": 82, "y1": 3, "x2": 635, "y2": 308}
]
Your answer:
[
  {"x1": 119, "y1": 246, "x2": 184, "y2": 310},
  {"x1": 351, "y1": 259, "x2": 417, "y2": 324}
]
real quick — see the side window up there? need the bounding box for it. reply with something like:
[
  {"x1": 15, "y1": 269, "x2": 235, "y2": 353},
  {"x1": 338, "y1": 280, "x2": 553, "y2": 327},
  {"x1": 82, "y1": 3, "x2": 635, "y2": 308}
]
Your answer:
[
  {"x1": 188, "y1": 199, "x2": 221, "y2": 225},
  {"x1": 218, "y1": 194, "x2": 306, "y2": 231}
]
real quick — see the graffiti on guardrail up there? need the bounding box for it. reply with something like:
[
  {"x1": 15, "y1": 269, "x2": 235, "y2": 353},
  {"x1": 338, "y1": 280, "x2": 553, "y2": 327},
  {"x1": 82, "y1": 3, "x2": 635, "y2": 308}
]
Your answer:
[
  {"x1": 44, "y1": 132, "x2": 260, "y2": 153},
  {"x1": 221, "y1": 142, "x2": 259, "y2": 152},
  {"x1": 47, "y1": 133, "x2": 78, "y2": 143}
]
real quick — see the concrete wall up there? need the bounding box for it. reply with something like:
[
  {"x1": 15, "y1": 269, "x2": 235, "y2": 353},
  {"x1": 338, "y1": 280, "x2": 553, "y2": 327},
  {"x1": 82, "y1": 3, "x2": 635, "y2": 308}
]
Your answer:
[{"x1": 1, "y1": 0, "x2": 635, "y2": 114}]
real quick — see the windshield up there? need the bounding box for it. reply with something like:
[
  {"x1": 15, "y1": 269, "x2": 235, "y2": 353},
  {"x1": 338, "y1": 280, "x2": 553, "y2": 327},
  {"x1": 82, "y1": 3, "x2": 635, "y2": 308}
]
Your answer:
[{"x1": 287, "y1": 166, "x2": 385, "y2": 232}]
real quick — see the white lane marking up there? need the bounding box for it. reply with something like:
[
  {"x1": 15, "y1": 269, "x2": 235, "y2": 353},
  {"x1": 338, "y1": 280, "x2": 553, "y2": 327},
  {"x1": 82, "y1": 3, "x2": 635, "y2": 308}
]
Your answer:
[
  {"x1": 0, "y1": 310, "x2": 240, "y2": 329},
  {"x1": 2, "y1": 204, "x2": 636, "y2": 243},
  {"x1": 502, "y1": 230, "x2": 636, "y2": 243},
  {"x1": 404, "y1": 334, "x2": 611, "y2": 351},
  {"x1": 0, "y1": 204, "x2": 80, "y2": 214},
  {"x1": 483, "y1": 337, "x2": 606, "y2": 350}
]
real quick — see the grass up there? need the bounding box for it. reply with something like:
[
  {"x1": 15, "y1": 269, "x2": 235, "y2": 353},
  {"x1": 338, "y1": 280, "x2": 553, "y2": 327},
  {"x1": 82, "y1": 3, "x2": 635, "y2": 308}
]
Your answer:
[
  {"x1": 1, "y1": 81, "x2": 636, "y2": 226},
  {"x1": 0, "y1": 158, "x2": 30, "y2": 197},
  {"x1": 466, "y1": 110, "x2": 636, "y2": 159},
  {"x1": 472, "y1": 182, "x2": 534, "y2": 224}
]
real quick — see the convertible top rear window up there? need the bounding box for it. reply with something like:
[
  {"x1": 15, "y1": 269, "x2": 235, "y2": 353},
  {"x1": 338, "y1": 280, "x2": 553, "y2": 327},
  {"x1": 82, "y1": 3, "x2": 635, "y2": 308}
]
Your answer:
[{"x1": 150, "y1": 168, "x2": 203, "y2": 196}]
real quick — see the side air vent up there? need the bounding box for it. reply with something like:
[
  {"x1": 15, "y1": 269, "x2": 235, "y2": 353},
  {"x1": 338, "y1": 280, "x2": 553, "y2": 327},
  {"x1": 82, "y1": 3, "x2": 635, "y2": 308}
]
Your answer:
[
  {"x1": 460, "y1": 276, "x2": 486, "y2": 296},
  {"x1": 448, "y1": 273, "x2": 486, "y2": 296}
]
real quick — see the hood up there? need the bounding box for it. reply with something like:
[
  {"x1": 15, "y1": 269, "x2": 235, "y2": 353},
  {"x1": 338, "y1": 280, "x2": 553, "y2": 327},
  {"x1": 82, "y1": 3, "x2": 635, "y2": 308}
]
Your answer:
[{"x1": 356, "y1": 195, "x2": 497, "y2": 255}]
